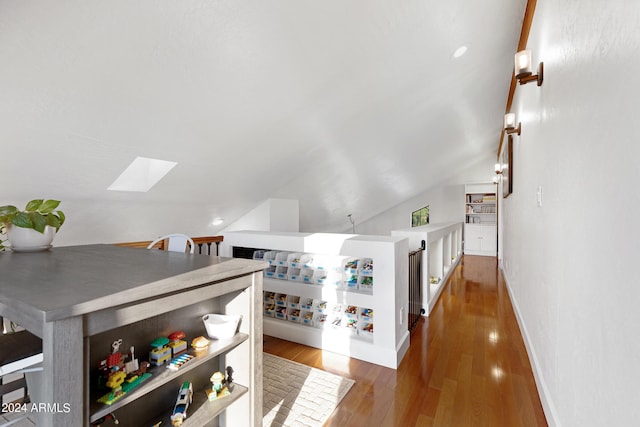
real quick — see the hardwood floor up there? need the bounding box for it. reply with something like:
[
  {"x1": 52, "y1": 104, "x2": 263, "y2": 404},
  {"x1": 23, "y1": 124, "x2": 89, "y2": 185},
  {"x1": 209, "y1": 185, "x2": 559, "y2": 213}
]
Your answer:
[{"x1": 263, "y1": 255, "x2": 548, "y2": 427}]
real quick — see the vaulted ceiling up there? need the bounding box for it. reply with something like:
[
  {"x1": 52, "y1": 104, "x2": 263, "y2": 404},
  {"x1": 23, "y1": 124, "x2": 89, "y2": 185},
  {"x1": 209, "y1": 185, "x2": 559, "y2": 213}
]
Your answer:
[{"x1": 0, "y1": 1, "x2": 526, "y2": 241}]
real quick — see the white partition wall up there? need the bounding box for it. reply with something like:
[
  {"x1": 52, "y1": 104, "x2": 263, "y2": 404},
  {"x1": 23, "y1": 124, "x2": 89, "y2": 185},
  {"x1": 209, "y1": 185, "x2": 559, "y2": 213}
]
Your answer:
[
  {"x1": 392, "y1": 222, "x2": 463, "y2": 315},
  {"x1": 221, "y1": 231, "x2": 410, "y2": 369}
]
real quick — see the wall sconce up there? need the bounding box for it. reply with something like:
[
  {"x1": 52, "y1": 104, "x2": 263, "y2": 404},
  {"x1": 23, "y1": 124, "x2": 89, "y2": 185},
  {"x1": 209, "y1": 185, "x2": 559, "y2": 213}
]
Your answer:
[
  {"x1": 493, "y1": 163, "x2": 503, "y2": 183},
  {"x1": 515, "y1": 50, "x2": 543, "y2": 86},
  {"x1": 504, "y1": 113, "x2": 521, "y2": 135}
]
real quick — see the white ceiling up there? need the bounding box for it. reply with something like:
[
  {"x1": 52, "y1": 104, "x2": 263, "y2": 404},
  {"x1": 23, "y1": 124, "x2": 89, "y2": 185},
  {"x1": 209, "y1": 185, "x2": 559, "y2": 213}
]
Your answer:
[{"x1": 0, "y1": 1, "x2": 526, "y2": 238}]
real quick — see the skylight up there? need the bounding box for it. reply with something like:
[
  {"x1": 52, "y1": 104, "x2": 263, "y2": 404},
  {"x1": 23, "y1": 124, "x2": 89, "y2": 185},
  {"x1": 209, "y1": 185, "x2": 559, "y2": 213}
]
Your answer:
[{"x1": 107, "y1": 157, "x2": 177, "y2": 192}]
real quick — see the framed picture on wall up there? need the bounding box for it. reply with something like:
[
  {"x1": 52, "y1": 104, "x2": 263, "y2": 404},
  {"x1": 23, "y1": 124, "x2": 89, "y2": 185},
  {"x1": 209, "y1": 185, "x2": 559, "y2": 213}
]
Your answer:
[
  {"x1": 411, "y1": 205, "x2": 429, "y2": 227},
  {"x1": 502, "y1": 135, "x2": 513, "y2": 198}
]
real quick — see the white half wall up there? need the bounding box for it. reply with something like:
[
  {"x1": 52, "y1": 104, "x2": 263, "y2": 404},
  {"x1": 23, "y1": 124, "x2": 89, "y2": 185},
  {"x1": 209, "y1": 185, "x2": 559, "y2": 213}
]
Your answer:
[{"x1": 500, "y1": 2, "x2": 640, "y2": 426}]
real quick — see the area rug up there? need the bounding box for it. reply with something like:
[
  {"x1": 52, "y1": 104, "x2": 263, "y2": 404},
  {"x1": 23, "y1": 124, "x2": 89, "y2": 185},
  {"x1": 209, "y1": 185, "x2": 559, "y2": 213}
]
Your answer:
[{"x1": 263, "y1": 353, "x2": 355, "y2": 427}]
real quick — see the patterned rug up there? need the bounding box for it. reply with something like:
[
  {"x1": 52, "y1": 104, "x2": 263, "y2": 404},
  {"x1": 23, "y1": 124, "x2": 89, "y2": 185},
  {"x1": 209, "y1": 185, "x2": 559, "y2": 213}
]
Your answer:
[{"x1": 263, "y1": 353, "x2": 355, "y2": 427}]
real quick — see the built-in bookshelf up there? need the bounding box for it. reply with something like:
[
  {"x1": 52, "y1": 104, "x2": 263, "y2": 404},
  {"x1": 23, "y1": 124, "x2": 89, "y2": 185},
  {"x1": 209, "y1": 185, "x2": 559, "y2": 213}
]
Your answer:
[{"x1": 464, "y1": 183, "x2": 498, "y2": 256}]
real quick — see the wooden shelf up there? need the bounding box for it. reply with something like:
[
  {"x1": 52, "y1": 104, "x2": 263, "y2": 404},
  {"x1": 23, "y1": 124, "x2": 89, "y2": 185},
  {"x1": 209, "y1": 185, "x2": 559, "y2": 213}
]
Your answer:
[
  {"x1": 90, "y1": 333, "x2": 248, "y2": 423},
  {"x1": 157, "y1": 382, "x2": 248, "y2": 426}
]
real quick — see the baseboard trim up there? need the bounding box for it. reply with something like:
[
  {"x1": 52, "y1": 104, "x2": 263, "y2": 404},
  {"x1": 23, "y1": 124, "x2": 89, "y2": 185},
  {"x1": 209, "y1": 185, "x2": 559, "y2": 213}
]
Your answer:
[{"x1": 499, "y1": 262, "x2": 561, "y2": 427}]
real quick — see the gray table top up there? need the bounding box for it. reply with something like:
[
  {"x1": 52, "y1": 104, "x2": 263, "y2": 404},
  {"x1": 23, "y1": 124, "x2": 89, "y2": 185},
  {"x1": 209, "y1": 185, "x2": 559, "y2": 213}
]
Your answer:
[{"x1": 0, "y1": 244, "x2": 266, "y2": 322}]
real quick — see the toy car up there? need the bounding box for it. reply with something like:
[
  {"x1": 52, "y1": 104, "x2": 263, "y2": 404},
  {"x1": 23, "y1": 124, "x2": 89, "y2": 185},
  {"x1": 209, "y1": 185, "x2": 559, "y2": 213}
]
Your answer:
[{"x1": 171, "y1": 381, "x2": 193, "y2": 426}]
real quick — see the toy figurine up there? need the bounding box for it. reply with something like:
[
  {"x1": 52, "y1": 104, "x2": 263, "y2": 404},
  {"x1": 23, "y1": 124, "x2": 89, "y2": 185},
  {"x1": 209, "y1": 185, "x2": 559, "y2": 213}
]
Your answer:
[
  {"x1": 149, "y1": 337, "x2": 172, "y2": 366},
  {"x1": 211, "y1": 371, "x2": 224, "y2": 393},
  {"x1": 206, "y1": 371, "x2": 231, "y2": 401},
  {"x1": 170, "y1": 381, "x2": 193, "y2": 426},
  {"x1": 97, "y1": 339, "x2": 127, "y2": 387},
  {"x1": 226, "y1": 366, "x2": 234, "y2": 384}
]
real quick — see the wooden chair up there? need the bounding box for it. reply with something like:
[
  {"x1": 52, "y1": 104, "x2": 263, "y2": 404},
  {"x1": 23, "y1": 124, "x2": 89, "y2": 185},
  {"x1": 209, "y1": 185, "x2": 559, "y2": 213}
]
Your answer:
[{"x1": 146, "y1": 234, "x2": 195, "y2": 254}]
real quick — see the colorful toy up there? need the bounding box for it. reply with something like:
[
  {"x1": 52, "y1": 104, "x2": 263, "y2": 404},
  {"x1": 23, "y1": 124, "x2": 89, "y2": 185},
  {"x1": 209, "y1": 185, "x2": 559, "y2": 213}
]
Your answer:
[
  {"x1": 206, "y1": 371, "x2": 231, "y2": 401},
  {"x1": 97, "y1": 339, "x2": 127, "y2": 386},
  {"x1": 361, "y1": 261, "x2": 373, "y2": 273},
  {"x1": 345, "y1": 260, "x2": 358, "y2": 271},
  {"x1": 105, "y1": 371, "x2": 126, "y2": 389},
  {"x1": 167, "y1": 354, "x2": 195, "y2": 371},
  {"x1": 150, "y1": 337, "x2": 172, "y2": 366},
  {"x1": 191, "y1": 335, "x2": 210, "y2": 350},
  {"x1": 96, "y1": 339, "x2": 152, "y2": 405},
  {"x1": 346, "y1": 275, "x2": 358, "y2": 288},
  {"x1": 97, "y1": 372, "x2": 152, "y2": 405},
  {"x1": 360, "y1": 276, "x2": 373, "y2": 290},
  {"x1": 171, "y1": 381, "x2": 193, "y2": 426},
  {"x1": 168, "y1": 331, "x2": 188, "y2": 356}
]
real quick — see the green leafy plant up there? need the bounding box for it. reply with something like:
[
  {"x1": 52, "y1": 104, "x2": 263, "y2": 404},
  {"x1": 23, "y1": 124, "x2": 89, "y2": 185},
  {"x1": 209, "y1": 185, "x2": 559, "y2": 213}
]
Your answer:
[
  {"x1": 0, "y1": 224, "x2": 6, "y2": 251},
  {"x1": 0, "y1": 199, "x2": 66, "y2": 237}
]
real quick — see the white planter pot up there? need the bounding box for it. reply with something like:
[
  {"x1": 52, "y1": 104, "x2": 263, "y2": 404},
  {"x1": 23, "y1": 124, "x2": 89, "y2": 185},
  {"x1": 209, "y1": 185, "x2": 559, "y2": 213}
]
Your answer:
[{"x1": 6, "y1": 225, "x2": 56, "y2": 252}]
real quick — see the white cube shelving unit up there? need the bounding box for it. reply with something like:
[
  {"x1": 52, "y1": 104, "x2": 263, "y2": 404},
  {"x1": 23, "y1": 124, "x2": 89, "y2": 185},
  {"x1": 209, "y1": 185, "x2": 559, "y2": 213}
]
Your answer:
[{"x1": 221, "y1": 231, "x2": 410, "y2": 369}]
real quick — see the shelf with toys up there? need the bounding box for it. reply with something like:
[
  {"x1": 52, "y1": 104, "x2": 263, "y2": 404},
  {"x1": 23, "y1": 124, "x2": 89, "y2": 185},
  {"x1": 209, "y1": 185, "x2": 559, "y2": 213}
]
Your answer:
[
  {"x1": 263, "y1": 290, "x2": 374, "y2": 342},
  {"x1": 221, "y1": 231, "x2": 409, "y2": 369},
  {"x1": 0, "y1": 245, "x2": 266, "y2": 426},
  {"x1": 89, "y1": 332, "x2": 249, "y2": 423},
  {"x1": 86, "y1": 278, "x2": 262, "y2": 427}
]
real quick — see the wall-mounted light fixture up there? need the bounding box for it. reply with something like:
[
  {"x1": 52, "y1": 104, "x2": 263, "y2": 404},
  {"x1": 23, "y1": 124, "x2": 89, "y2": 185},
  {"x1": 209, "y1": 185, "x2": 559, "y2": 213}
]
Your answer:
[
  {"x1": 504, "y1": 113, "x2": 521, "y2": 135},
  {"x1": 493, "y1": 163, "x2": 503, "y2": 183},
  {"x1": 515, "y1": 50, "x2": 543, "y2": 86}
]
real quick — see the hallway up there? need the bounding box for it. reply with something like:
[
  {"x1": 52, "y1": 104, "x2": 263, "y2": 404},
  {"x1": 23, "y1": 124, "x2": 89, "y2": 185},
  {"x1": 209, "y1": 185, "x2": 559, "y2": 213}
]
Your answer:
[{"x1": 263, "y1": 255, "x2": 547, "y2": 426}]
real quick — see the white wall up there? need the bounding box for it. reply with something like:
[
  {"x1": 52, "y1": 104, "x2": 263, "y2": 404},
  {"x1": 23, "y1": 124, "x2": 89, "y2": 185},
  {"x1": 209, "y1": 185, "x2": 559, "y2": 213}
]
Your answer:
[
  {"x1": 221, "y1": 198, "x2": 299, "y2": 233},
  {"x1": 354, "y1": 152, "x2": 495, "y2": 236},
  {"x1": 29, "y1": 199, "x2": 227, "y2": 247},
  {"x1": 500, "y1": 2, "x2": 640, "y2": 426}
]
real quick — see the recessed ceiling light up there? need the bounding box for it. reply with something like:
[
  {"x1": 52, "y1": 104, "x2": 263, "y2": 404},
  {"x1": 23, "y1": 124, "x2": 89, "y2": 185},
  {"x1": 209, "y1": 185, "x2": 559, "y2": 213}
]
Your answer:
[
  {"x1": 107, "y1": 156, "x2": 177, "y2": 192},
  {"x1": 453, "y1": 45, "x2": 467, "y2": 59},
  {"x1": 212, "y1": 217, "x2": 224, "y2": 226}
]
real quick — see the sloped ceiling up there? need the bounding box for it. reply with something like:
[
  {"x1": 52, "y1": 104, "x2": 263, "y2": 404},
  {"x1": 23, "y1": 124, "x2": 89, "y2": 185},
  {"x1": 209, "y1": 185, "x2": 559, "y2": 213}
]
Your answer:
[{"x1": 0, "y1": 1, "x2": 526, "y2": 243}]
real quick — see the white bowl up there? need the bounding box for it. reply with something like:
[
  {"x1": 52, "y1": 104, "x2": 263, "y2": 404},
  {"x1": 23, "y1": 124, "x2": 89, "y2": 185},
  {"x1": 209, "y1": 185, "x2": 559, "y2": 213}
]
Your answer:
[{"x1": 202, "y1": 313, "x2": 242, "y2": 339}]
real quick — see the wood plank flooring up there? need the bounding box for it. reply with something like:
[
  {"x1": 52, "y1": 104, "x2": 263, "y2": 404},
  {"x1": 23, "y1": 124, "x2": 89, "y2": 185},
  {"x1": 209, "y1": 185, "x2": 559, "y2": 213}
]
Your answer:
[{"x1": 263, "y1": 255, "x2": 548, "y2": 427}]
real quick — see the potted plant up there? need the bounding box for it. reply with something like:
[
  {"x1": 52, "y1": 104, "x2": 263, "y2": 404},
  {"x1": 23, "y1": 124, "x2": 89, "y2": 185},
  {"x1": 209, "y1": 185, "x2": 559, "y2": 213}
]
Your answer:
[{"x1": 0, "y1": 199, "x2": 65, "y2": 251}]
